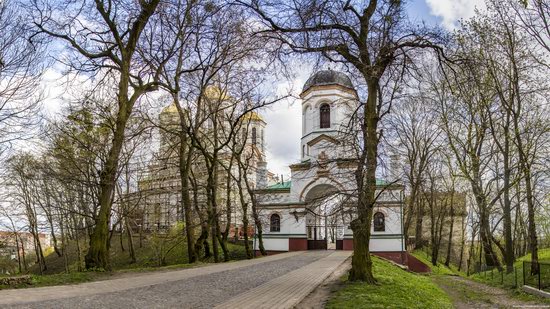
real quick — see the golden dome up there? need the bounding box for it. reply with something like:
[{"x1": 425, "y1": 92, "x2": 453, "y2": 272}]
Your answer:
[
  {"x1": 161, "y1": 102, "x2": 179, "y2": 114},
  {"x1": 203, "y1": 85, "x2": 230, "y2": 101},
  {"x1": 243, "y1": 111, "x2": 265, "y2": 123}
]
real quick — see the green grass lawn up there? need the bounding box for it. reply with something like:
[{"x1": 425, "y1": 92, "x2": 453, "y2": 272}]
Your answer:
[
  {"x1": 327, "y1": 256, "x2": 453, "y2": 309},
  {"x1": 410, "y1": 250, "x2": 458, "y2": 275}
]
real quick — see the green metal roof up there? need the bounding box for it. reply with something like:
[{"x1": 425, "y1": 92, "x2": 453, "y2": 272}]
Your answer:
[
  {"x1": 266, "y1": 181, "x2": 292, "y2": 190},
  {"x1": 265, "y1": 179, "x2": 390, "y2": 190}
]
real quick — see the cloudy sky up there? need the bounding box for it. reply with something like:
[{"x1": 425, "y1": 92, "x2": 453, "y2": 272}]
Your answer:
[{"x1": 39, "y1": 0, "x2": 485, "y2": 178}]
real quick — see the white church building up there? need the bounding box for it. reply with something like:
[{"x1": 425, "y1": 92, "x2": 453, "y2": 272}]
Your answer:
[{"x1": 254, "y1": 70, "x2": 406, "y2": 261}]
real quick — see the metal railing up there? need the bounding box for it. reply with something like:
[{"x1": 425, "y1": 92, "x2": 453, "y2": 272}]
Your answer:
[
  {"x1": 468, "y1": 261, "x2": 550, "y2": 291},
  {"x1": 470, "y1": 264, "x2": 521, "y2": 288},
  {"x1": 523, "y1": 261, "x2": 550, "y2": 292}
]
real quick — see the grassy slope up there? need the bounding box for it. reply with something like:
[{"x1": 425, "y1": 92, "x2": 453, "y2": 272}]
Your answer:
[
  {"x1": 327, "y1": 256, "x2": 453, "y2": 309},
  {"x1": 470, "y1": 248, "x2": 550, "y2": 290},
  {"x1": 1, "y1": 235, "x2": 249, "y2": 290},
  {"x1": 410, "y1": 250, "x2": 458, "y2": 275},
  {"x1": 32, "y1": 234, "x2": 249, "y2": 275}
]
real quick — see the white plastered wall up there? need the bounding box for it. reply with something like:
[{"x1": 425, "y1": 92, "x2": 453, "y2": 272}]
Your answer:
[{"x1": 254, "y1": 207, "x2": 307, "y2": 251}]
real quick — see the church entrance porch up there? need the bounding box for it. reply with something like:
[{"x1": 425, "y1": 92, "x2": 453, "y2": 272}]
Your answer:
[
  {"x1": 304, "y1": 183, "x2": 345, "y2": 251},
  {"x1": 306, "y1": 224, "x2": 344, "y2": 250}
]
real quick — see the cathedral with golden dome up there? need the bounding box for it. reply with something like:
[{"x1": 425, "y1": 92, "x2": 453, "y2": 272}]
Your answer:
[
  {"x1": 127, "y1": 72, "x2": 404, "y2": 260},
  {"x1": 128, "y1": 87, "x2": 278, "y2": 235}
]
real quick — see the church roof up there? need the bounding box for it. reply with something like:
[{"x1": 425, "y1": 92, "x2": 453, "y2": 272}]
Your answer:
[
  {"x1": 243, "y1": 111, "x2": 265, "y2": 123},
  {"x1": 266, "y1": 181, "x2": 291, "y2": 190},
  {"x1": 302, "y1": 70, "x2": 354, "y2": 93},
  {"x1": 265, "y1": 179, "x2": 390, "y2": 190}
]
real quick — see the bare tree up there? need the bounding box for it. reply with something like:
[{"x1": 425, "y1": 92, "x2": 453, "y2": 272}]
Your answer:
[
  {"x1": 0, "y1": 0, "x2": 43, "y2": 158},
  {"x1": 6, "y1": 153, "x2": 48, "y2": 273},
  {"x1": 32, "y1": 0, "x2": 173, "y2": 269},
  {"x1": 389, "y1": 85, "x2": 441, "y2": 250},
  {"x1": 515, "y1": 0, "x2": 550, "y2": 57}
]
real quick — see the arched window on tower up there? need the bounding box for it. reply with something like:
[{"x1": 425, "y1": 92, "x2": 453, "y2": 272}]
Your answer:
[
  {"x1": 373, "y1": 212, "x2": 385, "y2": 232},
  {"x1": 261, "y1": 129, "x2": 264, "y2": 151},
  {"x1": 270, "y1": 213, "x2": 281, "y2": 232},
  {"x1": 251, "y1": 127, "x2": 257, "y2": 145},
  {"x1": 320, "y1": 103, "x2": 330, "y2": 128},
  {"x1": 303, "y1": 105, "x2": 310, "y2": 134}
]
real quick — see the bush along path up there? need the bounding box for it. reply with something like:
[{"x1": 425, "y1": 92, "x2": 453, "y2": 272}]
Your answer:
[{"x1": 432, "y1": 275, "x2": 549, "y2": 308}]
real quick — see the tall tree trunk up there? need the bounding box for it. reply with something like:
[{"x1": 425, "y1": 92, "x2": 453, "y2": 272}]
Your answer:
[
  {"x1": 349, "y1": 80, "x2": 378, "y2": 283},
  {"x1": 524, "y1": 171, "x2": 539, "y2": 274},
  {"x1": 489, "y1": 104, "x2": 514, "y2": 273},
  {"x1": 251, "y1": 201, "x2": 266, "y2": 256},
  {"x1": 509, "y1": 44, "x2": 539, "y2": 274},
  {"x1": 57, "y1": 212, "x2": 68, "y2": 273},
  {"x1": 119, "y1": 221, "x2": 125, "y2": 252},
  {"x1": 467, "y1": 223, "x2": 477, "y2": 275},
  {"x1": 241, "y1": 162, "x2": 266, "y2": 256},
  {"x1": 206, "y1": 148, "x2": 220, "y2": 263},
  {"x1": 218, "y1": 159, "x2": 234, "y2": 262},
  {"x1": 502, "y1": 148, "x2": 514, "y2": 273},
  {"x1": 470, "y1": 157, "x2": 501, "y2": 269},
  {"x1": 235, "y1": 165, "x2": 253, "y2": 259},
  {"x1": 445, "y1": 190, "x2": 455, "y2": 267},
  {"x1": 478, "y1": 206, "x2": 500, "y2": 268},
  {"x1": 20, "y1": 235, "x2": 27, "y2": 272},
  {"x1": 43, "y1": 185, "x2": 62, "y2": 257},
  {"x1": 435, "y1": 203, "x2": 446, "y2": 266},
  {"x1": 241, "y1": 206, "x2": 252, "y2": 259},
  {"x1": 457, "y1": 215, "x2": 468, "y2": 271},
  {"x1": 190, "y1": 172, "x2": 211, "y2": 260},
  {"x1": 14, "y1": 232, "x2": 22, "y2": 273},
  {"x1": 85, "y1": 104, "x2": 130, "y2": 270},
  {"x1": 126, "y1": 218, "x2": 136, "y2": 264},
  {"x1": 414, "y1": 195, "x2": 424, "y2": 250},
  {"x1": 179, "y1": 135, "x2": 196, "y2": 263}
]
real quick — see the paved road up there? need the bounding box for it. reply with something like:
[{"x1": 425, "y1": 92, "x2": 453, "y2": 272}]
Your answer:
[{"x1": 0, "y1": 251, "x2": 351, "y2": 309}]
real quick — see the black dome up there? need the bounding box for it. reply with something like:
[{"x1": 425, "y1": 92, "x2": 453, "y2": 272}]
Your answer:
[{"x1": 302, "y1": 70, "x2": 354, "y2": 93}]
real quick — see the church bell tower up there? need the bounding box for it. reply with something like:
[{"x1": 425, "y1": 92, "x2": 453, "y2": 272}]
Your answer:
[{"x1": 299, "y1": 70, "x2": 358, "y2": 161}]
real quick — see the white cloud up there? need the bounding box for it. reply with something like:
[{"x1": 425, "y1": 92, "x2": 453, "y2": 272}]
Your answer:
[
  {"x1": 425, "y1": 0, "x2": 485, "y2": 29},
  {"x1": 40, "y1": 68, "x2": 66, "y2": 115},
  {"x1": 263, "y1": 99, "x2": 301, "y2": 177},
  {"x1": 262, "y1": 71, "x2": 309, "y2": 177},
  {"x1": 40, "y1": 64, "x2": 96, "y2": 118}
]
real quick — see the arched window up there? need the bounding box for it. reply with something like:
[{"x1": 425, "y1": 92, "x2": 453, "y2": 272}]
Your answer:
[
  {"x1": 270, "y1": 213, "x2": 281, "y2": 232},
  {"x1": 320, "y1": 104, "x2": 330, "y2": 128},
  {"x1": 374, "y1": 212, "x2": 385, "y2": 232},
  {"x1": 261, "y1": 129, "x2": 264, "y2": 151},
  {"x1": 303, "y1": 105, "x2": 310, "y2": 133},
  {"x1": 251, "y1": 127, "x2": 257, "y2": 145}
]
